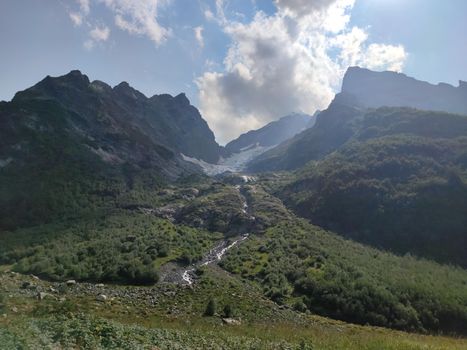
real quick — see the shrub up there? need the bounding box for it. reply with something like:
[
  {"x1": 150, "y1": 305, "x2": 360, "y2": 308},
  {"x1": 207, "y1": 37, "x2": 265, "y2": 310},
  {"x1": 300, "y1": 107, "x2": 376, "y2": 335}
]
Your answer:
[{"x1": 204, "y1": 298, "x2": 216, "y2": 316}]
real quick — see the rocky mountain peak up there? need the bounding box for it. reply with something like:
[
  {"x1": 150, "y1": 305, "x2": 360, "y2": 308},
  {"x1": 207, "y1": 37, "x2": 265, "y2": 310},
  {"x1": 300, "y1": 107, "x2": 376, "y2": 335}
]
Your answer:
[
  {"x1": 174, "y1": 92, "x2": 190, "y2": 106},
  {"x1": 341, "y1": 66, "x2": 467, "y2": 115}
]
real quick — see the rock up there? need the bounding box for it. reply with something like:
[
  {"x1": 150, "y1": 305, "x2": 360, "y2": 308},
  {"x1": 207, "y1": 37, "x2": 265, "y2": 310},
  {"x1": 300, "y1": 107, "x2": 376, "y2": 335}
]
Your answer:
[
  {"x1": 59, "y1": 297, "x2": 67, "y2": 302},
  {"x1": 96, "y1": 294, "x2": 108, "y2": 302},
  {"x1": 1, "y1": 314, "x2": 6, "y2": 318},
  {"x1": 38, "y1": 292, "x2": 52, "y2": 300},
  {"x1": 66, "y1": 280, "x2": 76, "y2": 286},
  {"x1": 11, "y1": 307, "x2": 18, "y2": 313},
  {"x1": 31, "y1": 274, "x2": 40, "y2": 280},
  {"x1": 49, "y1": 287, "x2": 58, "y2": 293},
  {"x1": 222, "y1": 318, "x2": 241, "y2": 326},
  {"x1": 96, "y1": 283, "x2": 105, "y2": 288}
]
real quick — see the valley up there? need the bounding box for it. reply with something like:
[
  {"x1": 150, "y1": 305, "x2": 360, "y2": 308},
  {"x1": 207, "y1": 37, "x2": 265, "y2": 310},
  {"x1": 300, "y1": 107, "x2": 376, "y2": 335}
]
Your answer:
[{"x1": 1, "y1": 68, "x2": 467, "y2": 349}]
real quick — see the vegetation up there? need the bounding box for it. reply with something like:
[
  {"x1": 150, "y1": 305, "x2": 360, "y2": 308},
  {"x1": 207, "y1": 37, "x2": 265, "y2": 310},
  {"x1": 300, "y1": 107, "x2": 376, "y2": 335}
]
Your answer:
[
  {"x1": 0, "y1": 212, "x2": 220, "y2": 284},
  {"x1": 204, "y1": 298, "x2": 217, "y2": 316},
  {"x1": 176, "y1": 183, "x2": 251, "y2": 234},
  {"x1": 0, "y1": 270, "x2": 466, "y2": 350},
  {"x1": 221, "y1": 220, "x2": 467, "y2": 334},
  {"x1": 281, "y1": 135, "x2": 467, "y2": 267}
]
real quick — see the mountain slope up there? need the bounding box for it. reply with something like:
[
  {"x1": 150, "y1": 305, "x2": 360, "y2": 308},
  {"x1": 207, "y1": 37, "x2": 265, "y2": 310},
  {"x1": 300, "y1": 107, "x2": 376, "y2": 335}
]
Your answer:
[
  {"x1": 247, "y1": 94, "x2": 362, "y2": 172},
  {"x1": 0, "y1": 70, "x2": 223, "y2": 229},
  {"x1": 278, "y1": 107, "x2": 467, "y2": 266},
  {"x1": 248, "y1": 67, "x2": 467, "y2": 172},
  {"x1": 225, "y1": 113, "x2": 315, "y2": 153}
]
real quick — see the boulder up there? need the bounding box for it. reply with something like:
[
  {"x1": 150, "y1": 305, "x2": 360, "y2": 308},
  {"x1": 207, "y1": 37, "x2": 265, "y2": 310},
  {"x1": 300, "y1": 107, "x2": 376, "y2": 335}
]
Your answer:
[
  {"x1": 65, "y1": 280, "x2": 76, "y2": 286},
  {"x1": 222, "y1": 318, "x2": 241, "y2": 326},
  {"x1": 38, "y1": 292, "x2": 53, "y2": 300},
  {"x1": 96, "y1": 294, "x2": 108, "y2": 302}
]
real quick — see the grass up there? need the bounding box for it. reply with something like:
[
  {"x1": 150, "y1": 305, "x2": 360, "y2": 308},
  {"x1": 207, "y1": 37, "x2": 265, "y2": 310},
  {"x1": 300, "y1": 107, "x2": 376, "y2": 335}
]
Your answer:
[{"x1": 0, "y1": 270, "x2": 466, "y2": 349}]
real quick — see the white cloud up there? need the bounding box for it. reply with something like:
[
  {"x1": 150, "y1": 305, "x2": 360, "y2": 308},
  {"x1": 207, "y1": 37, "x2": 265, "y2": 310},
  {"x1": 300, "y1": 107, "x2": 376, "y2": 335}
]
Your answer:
[
  {"x1": 68, "y1": 0, "x2": 90, "y2": 26},
  {"x1": 83, "y1": 26, "x2": 110, "y2": 50},
  {"x1": 194, "y1": 26, "x2": 204, "y2": 48},
  {"x1": 78, "y1": 0, "x2": 91, "y2": 14},
  {"x1": 197, "y1": 0, "x2": 407, "y2": 144},
  {"x1": 102, "y1": 0, "x2": 171, "y2": 46},
  {"x1": 275, "y1": 0, "x2": 340, "y2": 15},
  {"x1": 83, "y1": 39, "x2": 95, "y2": 50},
  {"x1": 362, "y1": 43, "x2": 407, "y2": 72},
  {"x1": 90, "y1": 25, "x2": 110, "y2": 42},
  {"x1": 69, "y1": 12, "x2": 83, "y2": 26},
  {"x1": 68, "y1": 0, "x2": 171, "y2": 46}
]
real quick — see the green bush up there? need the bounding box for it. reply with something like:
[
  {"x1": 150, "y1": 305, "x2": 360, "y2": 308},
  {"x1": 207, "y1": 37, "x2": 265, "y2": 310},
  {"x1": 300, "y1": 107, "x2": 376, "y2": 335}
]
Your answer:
[{"x1": 204, "y1": 298, "x2": 217, "y2": 316}]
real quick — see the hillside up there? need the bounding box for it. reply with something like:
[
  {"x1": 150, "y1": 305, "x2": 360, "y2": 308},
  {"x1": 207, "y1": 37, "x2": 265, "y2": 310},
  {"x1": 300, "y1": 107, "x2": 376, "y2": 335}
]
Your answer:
[
  {"x1": 277, "y1": 107, "x2": 467, "y2": 266},
  {"x1": 0, "y1": 71, "x2": 224, "y2": 230}
]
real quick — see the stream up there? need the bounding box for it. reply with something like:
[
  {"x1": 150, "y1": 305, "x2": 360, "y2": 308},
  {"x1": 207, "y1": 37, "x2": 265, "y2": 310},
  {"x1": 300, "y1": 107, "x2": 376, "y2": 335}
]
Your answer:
[
  {"x1": 181, "y1": 234, "x2": 249, "y2": 285},
  {"x1": 181, "y1": 183, "x2": 253, "y2": 285}
]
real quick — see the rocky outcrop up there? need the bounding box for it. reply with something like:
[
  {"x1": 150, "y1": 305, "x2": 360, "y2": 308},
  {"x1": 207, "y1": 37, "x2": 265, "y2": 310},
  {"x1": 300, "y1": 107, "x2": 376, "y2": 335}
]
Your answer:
[{"x1": 225, "y1": 113, "x2": 315, "y2": 154}]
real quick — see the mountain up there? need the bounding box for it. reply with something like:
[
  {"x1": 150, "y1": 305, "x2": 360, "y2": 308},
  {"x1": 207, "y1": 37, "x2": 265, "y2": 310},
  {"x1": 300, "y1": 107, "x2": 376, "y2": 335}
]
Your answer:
[
  {"x1": 342, "y1": 66, "x2": 467, "y2": 115},
  {"x1": 248, "y1": 67, "x2": 467, "y2": 172},
  {"x1": 278, "y1": 107, "x2": 467, "y2": 267},
  {"x1": 12, "y1": 70, "x2": 223, "y2": 163},
  {"x1": 244, "y1": 67, "x2": 467, "y2": 266},
  {"x1": 2, "y1": 70, "x2": 467, "y2": 343},
  {"x1": 225, "y1": 113, "x2": 315, "y2": 153},
  {"x1": 247, "y1": 94, "x2": 361, "y2": 171},
  {"x1": 0, "y1": 70, "x2": 222, "y2": 229}
]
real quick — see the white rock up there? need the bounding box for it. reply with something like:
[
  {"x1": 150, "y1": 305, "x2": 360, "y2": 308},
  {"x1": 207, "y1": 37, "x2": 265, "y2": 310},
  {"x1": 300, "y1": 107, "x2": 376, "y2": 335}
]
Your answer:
[{"x1": 96, "y1": 294, "x2": 108, "y2": 302}]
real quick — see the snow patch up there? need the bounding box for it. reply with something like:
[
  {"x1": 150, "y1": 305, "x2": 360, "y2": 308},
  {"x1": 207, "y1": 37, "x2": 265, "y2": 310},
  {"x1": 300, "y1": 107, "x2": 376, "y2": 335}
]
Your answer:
[{"x1": 181, "y1": 144, "x2": 275, "y2": 176}]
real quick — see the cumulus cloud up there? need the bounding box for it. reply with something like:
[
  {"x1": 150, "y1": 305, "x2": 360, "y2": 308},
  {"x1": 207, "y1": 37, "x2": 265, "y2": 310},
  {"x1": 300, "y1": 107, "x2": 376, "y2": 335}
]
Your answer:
[
  {"x1": 194, "y1": 26, "x2": 204, "y2": 48},
  {"x1": 275, "y1": 0, "x2": 340, "y2": 17},
  {"x1": 197, "y1": 0, "x2": 407, "y2": 144},
  {"x1": 362, "y1": 44, "x2": 407, "y2": 72}
]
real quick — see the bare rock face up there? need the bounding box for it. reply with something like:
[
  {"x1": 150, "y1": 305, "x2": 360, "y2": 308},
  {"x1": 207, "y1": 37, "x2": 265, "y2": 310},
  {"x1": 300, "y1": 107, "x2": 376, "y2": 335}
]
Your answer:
[{"x1": 341, "y1": 66, "x2": 467, "y2": 115}]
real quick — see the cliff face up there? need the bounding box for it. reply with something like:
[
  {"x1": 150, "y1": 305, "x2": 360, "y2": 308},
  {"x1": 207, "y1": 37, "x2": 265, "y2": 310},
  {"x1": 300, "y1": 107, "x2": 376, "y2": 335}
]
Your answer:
[{"x1": 342, "y1": 66, "x2": 467, "y2": 115}]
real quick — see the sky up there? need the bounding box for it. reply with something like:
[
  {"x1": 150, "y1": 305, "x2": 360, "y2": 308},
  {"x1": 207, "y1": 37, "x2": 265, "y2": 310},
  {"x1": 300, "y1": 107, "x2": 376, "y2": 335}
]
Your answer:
[{"x1": 1, "y1": 0, "x2": 467, "y2": 144}]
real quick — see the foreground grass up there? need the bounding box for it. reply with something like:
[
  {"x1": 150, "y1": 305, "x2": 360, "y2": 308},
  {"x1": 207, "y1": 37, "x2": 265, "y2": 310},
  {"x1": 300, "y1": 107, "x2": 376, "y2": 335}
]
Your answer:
[{"x1": 0, "y1": 270, "x2": 466, "y2": 350}]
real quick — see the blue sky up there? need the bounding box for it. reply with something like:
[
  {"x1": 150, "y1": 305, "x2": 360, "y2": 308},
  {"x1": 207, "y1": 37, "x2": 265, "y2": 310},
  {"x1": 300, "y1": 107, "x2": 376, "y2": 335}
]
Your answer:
[{"x1": 1, "y1": 0, "x2": 466, "y2": 143}]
